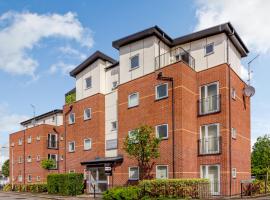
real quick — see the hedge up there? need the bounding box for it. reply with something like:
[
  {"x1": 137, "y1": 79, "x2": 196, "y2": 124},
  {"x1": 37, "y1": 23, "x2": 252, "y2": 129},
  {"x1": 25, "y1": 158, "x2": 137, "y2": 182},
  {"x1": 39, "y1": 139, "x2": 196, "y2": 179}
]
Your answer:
[
  {"x1": 47, "y1": 173, "x2": 84, "y2": 196},
  {"x1": 103, "y1": 178, "x2": 210, "y2": 200},
  {"x1": 3, "y1": 183, "x2": 47, "y2": 193}
]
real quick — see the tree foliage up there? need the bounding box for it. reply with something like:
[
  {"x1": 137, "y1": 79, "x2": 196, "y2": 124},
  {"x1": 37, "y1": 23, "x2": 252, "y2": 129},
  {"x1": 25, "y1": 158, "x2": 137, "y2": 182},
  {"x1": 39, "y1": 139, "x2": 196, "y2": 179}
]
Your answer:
[
  {"x1": 123, "y1": 124, "x2": 160, "y2": 180},
  {"x1": 251, "y1": 135, "x2": 270, "y2": 178},
  {"x1": 41, "y1": 159, "x2": 56, "y2": 170},
  {"x1": 2, "y1": 159, "x2": 9, "y2": 177}
]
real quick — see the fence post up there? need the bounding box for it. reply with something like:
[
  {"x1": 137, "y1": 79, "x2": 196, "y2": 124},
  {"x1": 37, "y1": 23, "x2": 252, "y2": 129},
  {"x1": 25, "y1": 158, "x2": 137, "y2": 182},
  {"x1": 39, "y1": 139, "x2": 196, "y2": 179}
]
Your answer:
[{"x1": 240, "y1": 182, "x2": 243, "y2": 198}]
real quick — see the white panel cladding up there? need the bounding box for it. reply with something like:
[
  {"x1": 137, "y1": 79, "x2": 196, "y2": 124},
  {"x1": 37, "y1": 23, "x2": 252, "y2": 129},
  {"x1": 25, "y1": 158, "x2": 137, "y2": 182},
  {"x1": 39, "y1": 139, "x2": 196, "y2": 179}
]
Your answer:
[
  {"x1": 105, "y1": 90, "x2": 118, "y2": 157},
  {"x1": 105, "y1": 65, "x2": 119, "y2": 93},
  {"x1": 23, "y1": 113, "x2": 63, "y2": 129},
  {"x1": 228, "y1": 39, "x2": 242, "y2": 75}
]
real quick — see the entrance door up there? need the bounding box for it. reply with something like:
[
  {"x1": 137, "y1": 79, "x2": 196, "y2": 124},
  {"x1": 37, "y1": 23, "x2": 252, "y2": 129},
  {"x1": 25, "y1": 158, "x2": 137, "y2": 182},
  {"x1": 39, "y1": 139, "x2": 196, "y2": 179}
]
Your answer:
[
  {"x1": 200, "y1": 165, "x2": 220, "y2": 195},
  {"x1": 88, "y1": 167, "x2": 108, "y2": 193}
]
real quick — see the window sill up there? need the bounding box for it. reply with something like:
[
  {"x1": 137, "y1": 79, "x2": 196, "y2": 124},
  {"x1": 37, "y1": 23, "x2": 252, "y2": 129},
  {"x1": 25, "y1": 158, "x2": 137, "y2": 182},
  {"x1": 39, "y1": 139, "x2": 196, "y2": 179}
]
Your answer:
[
  {"x1": 129, "y1": 66, "x2": 140, "y2": 72},
  {"x1": 204, "y1": 52, "x2": 214, "y2": 57},
  {"x1": 68, "y1": 151, "x2": 75, "y2": 153},
  {"x1": 85, "y1": 87, "x2": 92, "y2": 91},
  {"x1": 68, "y1": 123, "x2": 75, "y2": 125},
  {"x1": 155, "y1": 96, "x2": 168, "y2": 101},
  {"x1": 128, "y1": 105, "x2": 139, "y2": 109},
  {"x1": 198, "y1": 152, "x2": 221, "y2": 157},
  {"x1": 84, "y1": 118, "x2": 92, "y2": 121},
  {"x1": 83, "y1": 148, "x2": 92, "y2": 151}
]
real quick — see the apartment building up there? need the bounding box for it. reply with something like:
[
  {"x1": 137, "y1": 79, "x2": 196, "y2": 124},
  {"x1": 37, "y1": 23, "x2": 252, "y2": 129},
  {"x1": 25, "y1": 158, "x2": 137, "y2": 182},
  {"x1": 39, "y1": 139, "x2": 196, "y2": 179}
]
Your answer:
[{"x1": 10, "y1": 22, "x2": 252, "y2": 196}]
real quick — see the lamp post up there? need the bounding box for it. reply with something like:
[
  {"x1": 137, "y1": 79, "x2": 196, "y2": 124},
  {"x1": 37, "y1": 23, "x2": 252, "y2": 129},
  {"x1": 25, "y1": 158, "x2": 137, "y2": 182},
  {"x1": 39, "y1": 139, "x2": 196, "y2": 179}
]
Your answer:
[{"x1": 1, "y1": 146, "x2": 13, "y2": 189}]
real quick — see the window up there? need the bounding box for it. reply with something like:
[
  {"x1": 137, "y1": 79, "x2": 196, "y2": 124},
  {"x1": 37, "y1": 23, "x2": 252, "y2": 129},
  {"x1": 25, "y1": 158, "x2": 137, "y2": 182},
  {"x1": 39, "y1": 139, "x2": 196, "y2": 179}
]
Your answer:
[
  {"x1": 52, "y1": 116, "x2": 55, "y2": 122},
  {"x1": 129, "y1": 167, "x2": 139, "y2": 180},
  {"x1": 18, "y1": 156, "x2": 22, "y2": 164},
  {"x1": 111, "y1": 121, "x2": 117, "y2": 131},
  {"x1": 200, "y1": 165, "x2": 220, "y2": 195},
  {"x1": 36, "y1": 136, "x2": 40, "y2": 141},
  {"x1": 156, "y1": 165, "x2": 168, "y2": 179},
  {"x1": 128, "y1": 92, "x2": 139, "y2": 108},
  {"x1": 155, "y1": 83, "x2": 168, "y2": 100},
  {"x1": 112, "y1": 81, "x2": 118, "y2": 90},
  {"x1": 11, "y1": 142, "x2": 14, "y2": 147},
  {"x1": 69, "y1": 113, "x2": 75, "y2": 124},
  {"x1": 48, "y1": 134, "x2": 58, "y2": 149},
  {"x1": 36, "y1": 155, "x2": 40, "y2": 162},
  {"x1": 231, "y1": 127, "x2": 237, "y2": 139},
  {"x1": 232, "y1": 168, "x2": 237, "y2": 178},
  {"x1": 200, "y1": 124, "x2": 220, "y2": 154},
  {"x1": 18, "y1": 175, "x2": 23, "y2": 182},
  {"x1": 18, "y1": 138, "x2": 22, "y2": 145},
  {"x1": 27, "y1": 175, "x2": 32, "y2": 182},
  {"x1": 84, "y1": 139, "x2": 92, "y2": 150},
  {"x1": 205, "y1": 43, "x2": 214, "y2": 56},
  {"x1": 60, "y1": 155, "x2": 64, "y2": 161},
  {"x1": 85, "y1": 76, "x2": 92, "y2": 89},
  {"x1": 106, "y1": 139, "x2": 117, "y2": 150},
  {"x1": 37, "y1": 176, "x2": 41, "y2": 182},
  {"x1": 130, "y1": 55, "x2": 139, "y2": 69},
  {"x1": 69, "y1": 169, "x2": 75, "y2": 173},
  {"x1": 69, "y1": 141, "x2": 75, "y2": 152},
  {"x1": 60, "y1": 135, "x2": 64, "y2": 141},
  {"x1": 200, "y1": 82, "x2": 220, "y2": 115},
  {"x1": 27, "y1": 156, "x2": 32, "y2": 163},
  {"x1": 231, "y1": 88, "x2": 236, "y2": 100},
  {"x1": 27, "y1": 136, "x2": 32, "y2": 143},
  {"x1": 48, "y1": 154, "x2": 58, "y2": 169},
  {"x1": 156, "y1": 124, "x2": 168, "y2": 139},
  {"x1": 84, "y1": 108, "x2": 91, "y2": 120}
]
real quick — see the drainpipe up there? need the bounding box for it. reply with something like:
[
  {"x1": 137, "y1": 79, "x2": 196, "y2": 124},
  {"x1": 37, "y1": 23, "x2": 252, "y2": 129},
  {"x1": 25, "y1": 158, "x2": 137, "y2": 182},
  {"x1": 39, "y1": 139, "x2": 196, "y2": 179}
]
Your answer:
[
  {"x1": 23, "y1": 129, "x2": 26, "y2": 185},
  {"x1": 157, "y1": 72, "x2": 175, "y2": 178},
  {"x1": 64, "y1": 105, "x2": 73, "y2": 173}
]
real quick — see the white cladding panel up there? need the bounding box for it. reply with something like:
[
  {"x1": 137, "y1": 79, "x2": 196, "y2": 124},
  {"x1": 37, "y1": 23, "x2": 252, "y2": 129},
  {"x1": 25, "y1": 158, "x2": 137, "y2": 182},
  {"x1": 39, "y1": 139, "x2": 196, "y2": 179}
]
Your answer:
[
  {"x1": 105, "y1": 65, "x2": 119, "y2": 94},
  {"x1": 24, "y1": 113, "x2": 63, "y2": 129},
  {"x1": 228, "y1": 39, "x2": 242, "y2": 75}
]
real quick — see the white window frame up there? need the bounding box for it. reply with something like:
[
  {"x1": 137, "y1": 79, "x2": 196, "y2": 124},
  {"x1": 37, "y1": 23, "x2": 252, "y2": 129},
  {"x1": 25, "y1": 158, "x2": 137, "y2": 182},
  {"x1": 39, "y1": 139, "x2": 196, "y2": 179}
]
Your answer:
[
  {"x1": 18, "y1": 175, "x2": 23, "y2": 182},
  {"x1": 111, "y1": 121, "x2": 117, "y2": 131},
  {"x1": 155, "y1": 124, "x2": 169, "y2": 140},
  {"x1": 232, "y1": 168, "x2": 237, "y2": 178},
  {"x1": 231, "y1": 88, "x2": 236, "y2": 100},
  {"x1": 27, "y1": 174, "x2": 32, "y2": 182},
  {"x1": 85, "y1": 76, "x2": 92, "y2": 89},
  {"x1": 18, "y1": 156, "x2": 22, "y2": 164},
  {"x1": 69, "y1": 141, "x2": 75, "y2": 152},
  {"x1": 128, "y1": 166, "x2": 139, "y2": 180},
  {"x1": 69, "y1": 113, "x2": 75, "y2": 124},
  {"x1": 36, "y1": 176, "x2": 41, "y2": 182},
  {"x1": 156, "y1": 165, "x2": 169, "y2": 179},
  {"x1": 130, "y1": 54, "x2": 140, "y2": 70},
  {"x1": 18, "y1": 138, "x2": 22, "y2": 145},
  {"x1": 200, "y1": 164, "x2": 220, "y2": 195},
  {"x1": 36, "y1": 155, "x2": 40, "y2": 162},
  {"x1": 27, "y1": 156, "x2": 32, "y2": 163},
  {"x1": 84, "y1": 138, "x2": 92, "y2": 150},
  {"x1": 205, "y1": 43, "x2": 214, "y2": 56},
  {"x1": 84, "y1": 108, "x2": 92, "y2": 120},
  {"x1": 231, "y1": 127, "x2": 237, "y2": 139},
  {"x1": 200, "y1": 123, "x2": 220, "y2": 154},
  {"x1": 60, "y1": 155, "x2": 64, "y2": 161},
  {"x1": 48, "y1": 154, "x2": 58, "y2": 169},
  {"x1": 128, "y1": 92, "x2": 139, "y2": 108},
  {"x1": 27, "y1": 136, "x2": 32, "y2": 144},
  {"x1": 36, "y1": 136, "x2": 40, "y2": 141},
  {"x1": 155, "y1": 83, "x2": 168, "y2": 100}
]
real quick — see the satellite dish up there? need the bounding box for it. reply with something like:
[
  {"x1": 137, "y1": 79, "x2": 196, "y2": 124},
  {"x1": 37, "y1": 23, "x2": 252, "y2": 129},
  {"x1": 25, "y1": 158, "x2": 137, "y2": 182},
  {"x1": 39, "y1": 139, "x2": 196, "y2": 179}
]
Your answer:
[{"x1": 243, "y1": 85, "x2": 255, "y2": 97}]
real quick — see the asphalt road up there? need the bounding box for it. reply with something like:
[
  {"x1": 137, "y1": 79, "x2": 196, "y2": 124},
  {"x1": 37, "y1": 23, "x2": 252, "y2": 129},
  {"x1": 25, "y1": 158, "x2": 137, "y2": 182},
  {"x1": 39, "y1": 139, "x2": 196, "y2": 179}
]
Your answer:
[{"x1": 0, "y1": 192, "x2": 59, "y2": 200}]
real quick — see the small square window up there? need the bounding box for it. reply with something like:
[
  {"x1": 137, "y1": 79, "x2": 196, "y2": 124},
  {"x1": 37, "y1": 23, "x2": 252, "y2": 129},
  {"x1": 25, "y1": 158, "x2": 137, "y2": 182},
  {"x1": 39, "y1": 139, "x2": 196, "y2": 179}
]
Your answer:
[
  {"x1": 28, "y1": 175, "x2": 32, "y2": 182},
  {"x1": 128, "y1": 93, "x2": 139, "y2": 108},
  {"x1": 69, "y1": 113, "x2": 75, "y2": 124},
  {"x1": 27, "y1": 156, "x2": 32, "y2": 163},
  {"x1": 106, "y1": 139, "x2": 117, "y2": 150},
  {"x1": 37, "y1": 176, "x2": 41, "y2": 182},
  {"x1": 27, "y1": 136, "x2": 32, "y2": 143},
  {"x1": 85, "y1": 76, "x2": 92, "y2": 89},
  {"x1": 84, "y1": 139, "x2": 92, "y2": 150},
  {"x1": 156, "y1": 124, "x2": 168, "y2": 139},
  {"x1": 36, "y1": 155, "x2": 40, "y2": 162},
  {"x1": 205, "y1": 43, "x2": 214, "y2": 56},
  {"x1": 231, "y1": 128, "x2": 237, "y2": 139},
  {"x1": 231, "y1": 88, "x2": 236, "y2": 100},
  {"x1": 60, "y1": 135, "x2": 64, "y2": 141},
  {"x1": 232, "y1": 168, "x2": 237, "y2": 178},
  {"x1": 60, "y1": 155, "x2": 64, "y2": 161},
  {"x1": 18, "y1": 138, "x2": 22, "y2": 145},
  {"x1": 130, "y1": 55, "x2": 139, "y2": 69},
  {"x1": 156, "y1": 83, "x2": 168, "y2": 100},
  {"x1": 112, "y1": 81, "x2": 118, "y2": 90},
  {"x1": 18, "y1": 175, "x2": 23, "y2": 182},
  {"x1": 129, "y1": 167, "x2": 139, "y2": 180},
  {"x1": 156, "y1": 165, "x2": 168, "y2": 179},
  {"x1": 111, "y1": 121, "x2": 117, "y2": 131},
  {"x1": 84, "y1": 108, "x2": 91, "y2": 120},
  {"x1": 69, "y1": 141, "x2": 75, "y2": 152},
  {"x1": 36, "y1": 136, "x2": 40, "y2": 141}
]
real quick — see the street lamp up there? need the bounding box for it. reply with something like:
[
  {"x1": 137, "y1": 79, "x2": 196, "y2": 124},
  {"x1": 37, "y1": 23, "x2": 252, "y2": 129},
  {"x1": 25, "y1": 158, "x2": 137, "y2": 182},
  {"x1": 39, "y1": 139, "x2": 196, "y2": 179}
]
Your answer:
[{"x1": 1, "y1": 146, "x2": 13, "y2": 189}]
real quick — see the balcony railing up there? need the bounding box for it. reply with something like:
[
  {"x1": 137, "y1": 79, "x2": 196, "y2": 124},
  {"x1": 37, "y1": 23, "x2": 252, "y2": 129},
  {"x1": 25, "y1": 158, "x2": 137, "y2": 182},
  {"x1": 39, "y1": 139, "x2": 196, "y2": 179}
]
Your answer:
[
  {"x1": 47, "y1": 140, "x2": 58, "y2": 149},
  {"x1": 198, "y1": 136, "x2": 221, "y2": 155},
  {"x1": 155, "y1": 47, "x2": 195, "y2": 70},
  {"x1": 198, "y1": 95, "x2": 221, "y2": 116}
]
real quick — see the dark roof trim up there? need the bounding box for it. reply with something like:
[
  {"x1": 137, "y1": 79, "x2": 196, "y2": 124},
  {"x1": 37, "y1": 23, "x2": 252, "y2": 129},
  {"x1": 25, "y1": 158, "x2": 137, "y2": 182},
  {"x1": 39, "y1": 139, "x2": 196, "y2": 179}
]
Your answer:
[
  {"x1": 105, "y1": 61, "x2": 119, "y2": 70},
  {"x1": 70, "y1": 51, "x2": 117, "y2": 77},
  {"x1": 21, "y1": 109, "x2": 63, "y2": 126},
  {"x1": 112, "y1": 23, "x2": 249, "y2": 57},
  {"x1": 112, "y1": 26, "x2": 173, "y2": 50},
  {"x1": 65, "y1": 88, "x2": 76, "y2": 97},
  {"x1": 81, "y1": 156, "x2": 123, "y2": 166}
]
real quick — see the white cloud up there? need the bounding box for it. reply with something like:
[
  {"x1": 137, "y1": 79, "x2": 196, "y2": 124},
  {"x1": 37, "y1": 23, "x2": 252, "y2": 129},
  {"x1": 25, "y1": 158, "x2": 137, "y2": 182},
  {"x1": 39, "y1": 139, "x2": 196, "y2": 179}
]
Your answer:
[
  {"x1": 194, "y1": 0, "x2": 270, "y2": 54},
  {"x1": 59, "y1": 46, "x2": 87, "y2": 60},
  {"x1": 49, "y1": 61, "x2": 75, "y2": 75},
  {"x1": 0, "y1": 11, "x2": 93, "y2": 76}
]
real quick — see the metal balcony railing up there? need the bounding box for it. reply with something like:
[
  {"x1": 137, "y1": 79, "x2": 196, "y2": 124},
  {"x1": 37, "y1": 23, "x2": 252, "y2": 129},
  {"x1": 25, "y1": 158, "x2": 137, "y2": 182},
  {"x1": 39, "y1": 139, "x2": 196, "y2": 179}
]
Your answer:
[
  {"x1": 47, "y1": 140, "x2": 58, "y2": 149},
  {"x1": 198, "y1": 136, "x2": 221, "y2": 155},
  {"x1": 198, "y1": 95, "x2": 221, "y2": 116},
  {"x1": 155, "y1": 47, "x2": 195, "y2": 70}
]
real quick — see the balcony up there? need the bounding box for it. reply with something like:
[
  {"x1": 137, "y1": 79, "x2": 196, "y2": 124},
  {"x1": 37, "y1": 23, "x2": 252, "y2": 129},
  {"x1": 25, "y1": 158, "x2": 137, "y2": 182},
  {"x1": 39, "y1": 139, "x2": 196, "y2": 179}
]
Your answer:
[
  {"x1": 198, "y1": 136, "x2": 221, "y2": 155},
  {"x1": 47, "y1": 140, "x2": 58, "y2": 149},
  {"x1": 155, "y1": 47, "x2": 195, "y2": 70},
  {"x1": 198, "y1": 95, "x2": 221, "y2": 116}
]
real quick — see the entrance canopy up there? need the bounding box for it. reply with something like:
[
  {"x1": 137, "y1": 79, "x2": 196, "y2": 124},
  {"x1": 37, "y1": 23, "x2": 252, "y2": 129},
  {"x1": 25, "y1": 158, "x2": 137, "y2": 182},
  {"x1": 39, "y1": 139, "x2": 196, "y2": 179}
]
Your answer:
[{"x1": 81, "y1": 156, "x2": 123, "y2": 167}]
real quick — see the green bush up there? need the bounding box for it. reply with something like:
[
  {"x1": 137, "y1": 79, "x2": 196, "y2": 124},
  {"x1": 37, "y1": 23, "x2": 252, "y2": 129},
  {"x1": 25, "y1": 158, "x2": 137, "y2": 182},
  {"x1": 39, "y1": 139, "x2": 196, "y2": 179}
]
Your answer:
[
  {"x1": 65, "y1": 92, "x2": 76, "y2": 104},
  {"x1": 47, "y1": 173, "x2": 84, "y2": 196},
  {"x1": 3, "y1": 184, "x2": 12, "y2": 192},
  {"x1": 4, "y1": 184, "x2": 47, "y2": 193},
  {"x1": 103, "y1": 186, "x2": 141, "y2": 200}
]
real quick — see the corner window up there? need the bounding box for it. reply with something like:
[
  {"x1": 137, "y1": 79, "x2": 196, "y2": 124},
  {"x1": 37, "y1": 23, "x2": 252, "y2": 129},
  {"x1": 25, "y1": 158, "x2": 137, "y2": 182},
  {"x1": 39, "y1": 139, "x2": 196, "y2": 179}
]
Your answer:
[
  {"x1": 129, "y1": 167, "x2": 139, "y2": 180},
  {"x1": 156, "y1": 165, "x2": 168, "y2": 179},
  {"x1": 18, "y1": 138, "x2": 22, "y2": 145},
  {"x1": 128, "y1": 92, "x2": 139, "y2": 108},
  {"x1": 69, "y1": 113, "x2": 75, "y2": 124},
  {"x1": 111, "y1": 121, "x2": 117, "y2": 131},
  {"x1": 69, "y1": 141, "x2": 75, "y2": 152},
  {"x1": 84, "y1": 108, "x2": 91, "y2": 120},
  {"x1": 130, "y1": 55, "x2": 139, "y2": 70},
  {"x1": 232, "y1": 168, "x2": 237, "y2": 178},
  {"x1": 205, "y1": 43, "x2": 214, "y2": 56},
  {"x1": 156, "y1": 124, "x2": 168, "y2": 139},
  {"x1": 231, "y1": 128, "x2": 237, "y2": 139},
  {"x1": 155, "y1": 83, "x2": 168, "y2": 100},
  {"x1": 84, "y1": 139, "x2": 92, "y2": 150},
  {"x1": 85, "y1": 76, "x2": 92, "y2": 89},
  {"x1": 106, "y1": 139, "x2": 117, "y2": 150}
]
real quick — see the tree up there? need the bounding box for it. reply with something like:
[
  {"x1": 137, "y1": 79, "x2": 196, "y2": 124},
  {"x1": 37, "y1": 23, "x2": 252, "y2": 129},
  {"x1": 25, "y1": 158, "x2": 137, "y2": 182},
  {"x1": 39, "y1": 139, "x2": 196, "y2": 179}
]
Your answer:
[
  {"x1": 123, "y1": 125, "x2": 161, "y2": 180},
  {"x1": 2, "y1": 159, "x2": 9, "y2": 177},
  {"x1": 41, "y1": 159, "x2": 56, "y2": 170},
  {"x1": 251, "y1": 135, "x2": 270, "y2": 179}
]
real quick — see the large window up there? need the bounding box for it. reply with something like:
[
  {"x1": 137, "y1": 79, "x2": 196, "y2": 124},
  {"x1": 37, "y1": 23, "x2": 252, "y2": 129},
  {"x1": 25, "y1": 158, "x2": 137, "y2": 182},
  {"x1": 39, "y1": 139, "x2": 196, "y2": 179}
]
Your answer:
[
  {"x1": 200, "y1": 165, "x2": 220, "y2": 195},
  {"x1": 69, "y1": 113, "x2": 75, "y2": 124},
  {"x1": 130, "y1": 55, "x2": 139, "y2": 70},
  {"x1": 156, "y1": 124, "x2": 168, "y2": 139},
  {"x1": 156, "y1": 165, "x2": 168, "y2": 179},
  {"x1": 48, "y1": 134, "x2": 57, "y2": 149},
  {"x1": 84, "y1": 108, "x2": 92, "y2": 120},
  {"x1": 128, "y1": 92, "x2": 139, "y2": 108},
  {"x1": 155, "y1": 83, "x2": 168, "y2": 100},
  {"x1": 129, "y1": 167, "x2": 139, "y2": 180},
  {"x1": 200, "y1": 124, "x2": 220, "y2": 154},
  {"x1": 85, "y1": 76, "x2": 92, "y2": 89},
  {"x1": 69, "y1": 141, "x2": 75, "y2": 152},
  {"x1": 200, "y1": 82, "x2": 220, "y2": 115},
  {"x1": 84, "y1": 139, "x2": 92, "y2": 150}
]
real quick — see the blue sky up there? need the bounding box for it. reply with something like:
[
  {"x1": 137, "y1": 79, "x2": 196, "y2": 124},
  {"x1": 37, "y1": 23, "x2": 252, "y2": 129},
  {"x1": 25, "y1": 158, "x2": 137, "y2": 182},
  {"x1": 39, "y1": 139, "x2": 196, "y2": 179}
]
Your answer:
[{"x1": 0, "y1": 0, "x2": 269, "y2": 161}]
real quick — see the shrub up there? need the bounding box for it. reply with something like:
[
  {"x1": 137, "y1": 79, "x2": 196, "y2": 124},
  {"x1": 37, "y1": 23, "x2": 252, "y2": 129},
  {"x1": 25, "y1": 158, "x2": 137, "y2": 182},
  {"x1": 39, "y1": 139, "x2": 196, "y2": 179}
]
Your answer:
[
  {"x1": 3, "y1": 184, "x2": 12, "y2": 192},
  {"x1": 103, "y1": 186, "x2": 141, "y2": 200},
  {"x1": 41, "y1": 159, "x2": 56, "y2": 170},
  {"x1": 47, "y1": 173, "x2": 84, "y2": 196}
]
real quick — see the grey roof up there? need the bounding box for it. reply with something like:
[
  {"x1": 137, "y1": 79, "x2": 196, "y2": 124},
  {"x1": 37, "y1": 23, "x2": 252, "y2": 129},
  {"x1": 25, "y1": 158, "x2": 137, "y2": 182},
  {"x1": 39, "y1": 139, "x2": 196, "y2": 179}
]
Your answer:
[
  {"x1": 112, "y1": 22, "x2": 249, "y2": 57},
  {"x1": 21, "y1": 109, "x2": 63, "y2": 126},
  {"x1": 70, "y1": 51, "x2": 118, "y2": 77}
]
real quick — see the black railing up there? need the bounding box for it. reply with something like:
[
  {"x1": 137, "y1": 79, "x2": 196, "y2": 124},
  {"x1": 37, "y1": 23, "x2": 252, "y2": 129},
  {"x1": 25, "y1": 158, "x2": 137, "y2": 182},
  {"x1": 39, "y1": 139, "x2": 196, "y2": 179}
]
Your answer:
[
  {"x1": 47, "y1": 140, "x2": 58, "y2": 149},
  {"x1": 155, "y1": 47, "x2": 195, "y2": 70},
  {"x1": 198, "y1": 136, "x2": 221, "y2": 155},
  {"x1": 198, "y1": 94, "x2": 221, "y2": 116}
]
